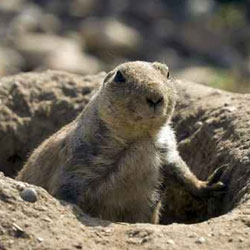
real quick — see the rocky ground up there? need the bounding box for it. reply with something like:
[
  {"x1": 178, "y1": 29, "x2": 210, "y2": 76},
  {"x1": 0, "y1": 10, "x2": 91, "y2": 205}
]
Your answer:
[{"x1": 0, "y1": 70, "x2": 249, "y2": 249}]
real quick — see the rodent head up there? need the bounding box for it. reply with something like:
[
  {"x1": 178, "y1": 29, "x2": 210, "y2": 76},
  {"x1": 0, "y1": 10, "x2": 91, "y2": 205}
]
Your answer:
[{"x1": 98, "y1": 61, "x2": 176, "y2": 139}]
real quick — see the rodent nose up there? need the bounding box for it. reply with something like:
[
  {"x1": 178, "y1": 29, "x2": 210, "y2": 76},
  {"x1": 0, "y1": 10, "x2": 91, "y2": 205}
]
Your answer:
[{"x1": 146, "y1": 95, "x2": 164, "y2": 109}]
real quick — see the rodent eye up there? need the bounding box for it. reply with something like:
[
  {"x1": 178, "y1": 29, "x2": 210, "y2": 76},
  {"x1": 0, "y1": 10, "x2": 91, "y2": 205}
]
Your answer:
[
  {"x1": 114, "y1": 70, "x2": 126, "y2": 83},
  {"x1": 167, "y1": 72, "x2": 170, "y2": 79}
]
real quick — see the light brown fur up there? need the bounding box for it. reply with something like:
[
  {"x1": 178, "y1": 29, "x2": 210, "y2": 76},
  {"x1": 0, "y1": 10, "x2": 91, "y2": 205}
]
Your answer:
[{"x1": 17, "y1": 61, "x2": 224, "y2": 223}]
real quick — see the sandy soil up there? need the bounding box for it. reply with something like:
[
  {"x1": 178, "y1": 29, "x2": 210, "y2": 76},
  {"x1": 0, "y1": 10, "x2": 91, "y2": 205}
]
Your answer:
[{"x1": 0, "y1": 71, "x2": 249, "y2": 249}]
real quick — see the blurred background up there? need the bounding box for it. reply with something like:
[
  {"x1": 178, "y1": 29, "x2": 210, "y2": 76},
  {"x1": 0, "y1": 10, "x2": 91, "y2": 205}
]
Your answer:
[{"x1": 0, "y1": 0, "x2": 250, "y2": 92}]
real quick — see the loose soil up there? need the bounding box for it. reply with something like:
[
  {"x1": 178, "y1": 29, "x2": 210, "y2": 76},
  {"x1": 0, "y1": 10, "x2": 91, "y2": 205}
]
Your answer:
[{"x1": 0, "y1": 71, "x2": 249, "y2": 249}]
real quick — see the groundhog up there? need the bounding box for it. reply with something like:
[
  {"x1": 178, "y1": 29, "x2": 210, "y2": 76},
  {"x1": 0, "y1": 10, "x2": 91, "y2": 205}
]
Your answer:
[{"x1": 17, "y1": 61, "x2": 225, "y2": 223}]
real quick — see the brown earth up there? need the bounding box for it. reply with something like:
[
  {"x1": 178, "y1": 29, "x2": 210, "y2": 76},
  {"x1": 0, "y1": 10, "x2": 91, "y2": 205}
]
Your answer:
[
  {"x1": 0, "y1": 71, "x2": 105, "y2": 177},
  {"x1": 0, "y1": 71, "x2": 249, "y2": 249}
]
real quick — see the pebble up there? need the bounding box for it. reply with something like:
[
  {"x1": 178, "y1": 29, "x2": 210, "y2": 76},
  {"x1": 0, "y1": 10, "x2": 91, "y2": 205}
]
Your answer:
[
  {"x1": 43, "y1": 217, "x2": 52, "y2": 223},
  {"x1": 37, "y1": 237, "x2": 44, "y2": 242},
  {"x1": 16, "y1": 183, "x2": 26, "y2": 191},
  {"x1": 167, "y1": 239, "x2": 175, "y2": 245},
  {"x1": 12, "y1": 223, "x2": 25, "y2": 237},
  {"x1": 12, "y1": 223, "x2": 24, "y2": 233},
  {"x1": 195, "y1": 237, "x2": 206, "y2": 244},
  {"x1": 194, "y1": 121, "x2": 203, "y2": 129},
  {"x1": 20, "y1": 188, "x2": 38, "y2": 202}
]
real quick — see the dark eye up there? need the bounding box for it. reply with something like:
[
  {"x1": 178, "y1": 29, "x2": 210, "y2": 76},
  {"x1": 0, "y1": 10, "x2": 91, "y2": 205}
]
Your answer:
[
  {"x1": 114, "y1": 70, "x2": 126, "y2": 83},
  {"x1": 167, "y1": 72, "x2": 170, "y2": 78}
]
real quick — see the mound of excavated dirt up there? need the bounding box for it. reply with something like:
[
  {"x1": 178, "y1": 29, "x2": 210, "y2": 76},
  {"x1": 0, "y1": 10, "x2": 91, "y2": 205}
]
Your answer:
[
  {"x1": 0, "y1": 71, "x2": 249, "y2": 249},
  {"x1": 0, "y1": 71, "x2": 104, "y2": 176}
]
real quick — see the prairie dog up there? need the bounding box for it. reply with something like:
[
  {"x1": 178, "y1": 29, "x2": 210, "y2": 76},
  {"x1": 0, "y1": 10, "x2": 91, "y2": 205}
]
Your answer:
[{"x1": 17, "y1": 61, "x2": 224, "y2": 223}]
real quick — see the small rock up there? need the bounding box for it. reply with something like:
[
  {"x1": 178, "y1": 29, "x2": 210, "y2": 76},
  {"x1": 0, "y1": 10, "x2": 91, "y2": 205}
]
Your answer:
[
  {"x1": 43, "y1": 217, "x2": 52, "y2": 223},
  {"x1": 12, "y1": 223, "x2": 24, "y2": 232},
  {"x1": 20, "y1": 188, "x2": 38, "y2": 203},
  {"x1": 16, "y1": 183, "x2": 26, "y2": 191},
  {"x1": 34, "y1": 206, "x2": 47, "y2": 211},
  {"x1": 167, "y1": 239, "x2": 175, "y2": 245},
  {"x1": 195, "y1": 237, "x2": 206, "y2": 244},
  {"x1": 12, "y1": 223, "x2": 25, "y2": 238},
  {"x1": 37, "y1": 237, "x2": 43, "y2": 242},
  {"x1": 194, "y1": 121, "x2": 203, "y2": 129}
]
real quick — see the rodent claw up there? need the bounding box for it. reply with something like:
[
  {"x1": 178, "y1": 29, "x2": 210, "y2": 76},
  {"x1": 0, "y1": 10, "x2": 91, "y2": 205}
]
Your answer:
[
  {"x1": 201, "y1": 181, "x2": 227, "y2": 198},
  {"x1": 207, "y1": 165, "x2": 228, "y2": 185}
]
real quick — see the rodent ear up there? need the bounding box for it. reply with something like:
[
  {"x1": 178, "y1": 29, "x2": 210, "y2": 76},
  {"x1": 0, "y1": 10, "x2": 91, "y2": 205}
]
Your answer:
[{"x1": 152, "y1": 62, "x2": 170, "y2": 79}]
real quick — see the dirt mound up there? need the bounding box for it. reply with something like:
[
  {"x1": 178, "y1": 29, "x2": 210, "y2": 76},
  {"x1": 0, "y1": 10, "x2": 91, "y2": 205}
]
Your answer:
[
  {"x1": 0, "y1": 172, "x2": 249, "y2": 250},
  {"x1": 0, "y1": 71, "x2": 104, "y2": 176},
  {"x1": 0, "y1": 71, "x2": 249, "y2": 249}
]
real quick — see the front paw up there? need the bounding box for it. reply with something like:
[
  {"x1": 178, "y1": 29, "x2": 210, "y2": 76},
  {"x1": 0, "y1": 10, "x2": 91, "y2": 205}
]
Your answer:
[
  {"x1": 196, "y1": 181, "x2": 226, "y2": 198},
  {"x1": 193, "y1": 165, "x2": 228, "y2": 198}
]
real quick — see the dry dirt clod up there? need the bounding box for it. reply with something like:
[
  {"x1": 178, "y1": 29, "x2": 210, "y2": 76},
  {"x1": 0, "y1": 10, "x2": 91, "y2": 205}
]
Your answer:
[{"x1": 20, "y1": 188, "x2": 38, "y2": 202}]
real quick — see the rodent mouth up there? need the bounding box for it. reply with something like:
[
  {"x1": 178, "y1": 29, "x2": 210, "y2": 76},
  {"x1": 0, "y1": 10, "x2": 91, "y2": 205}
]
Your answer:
[{"x1": 134, "y1": 113, "x2": 166, "y2": 122}]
